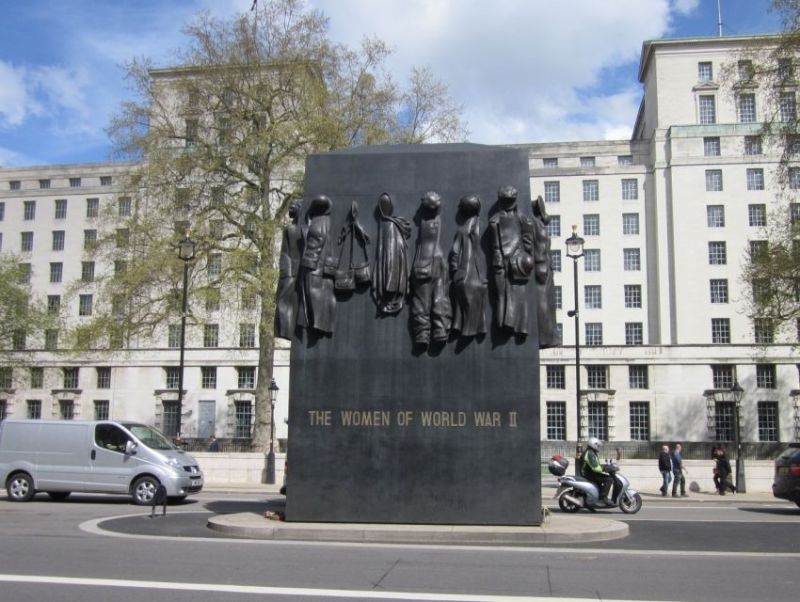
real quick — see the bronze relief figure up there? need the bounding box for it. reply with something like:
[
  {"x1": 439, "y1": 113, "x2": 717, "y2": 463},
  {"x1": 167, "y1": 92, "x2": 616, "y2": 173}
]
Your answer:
[
  {"x1": 274, "y1": 200, "x2": 304, "y2": 340},
  {"x1": 448, "y1": 194, "x2": 487, "y2": 337},
  {"x1": 297, "y1": 195, "x2": 336, "y2": 334},
  {"x1": 371, "y1": 192, "x2": 411, "y2": 315},
  {"x1": 532, "y1": 195, "x2": 560, "y2": 348}
]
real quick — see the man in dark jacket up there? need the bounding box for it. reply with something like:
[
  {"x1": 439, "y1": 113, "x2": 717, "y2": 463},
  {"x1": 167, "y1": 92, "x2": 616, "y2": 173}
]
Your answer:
[
  {"x1": 671, "y1": 442, "x2": 687, "y2": 497},
  {"x1": 658, "y1": 444, "x2": 673, "y2": 496}
]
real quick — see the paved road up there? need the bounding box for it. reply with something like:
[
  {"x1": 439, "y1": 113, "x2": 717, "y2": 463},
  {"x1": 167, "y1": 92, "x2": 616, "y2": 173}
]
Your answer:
[{"x1": 0, "y1": 492, "x2": 798, "y2": 602}]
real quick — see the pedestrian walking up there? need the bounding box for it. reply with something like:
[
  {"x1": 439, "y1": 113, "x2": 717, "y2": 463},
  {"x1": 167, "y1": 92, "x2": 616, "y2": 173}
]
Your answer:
[
  {"x1": 713, "y1": 446, "x2": 736, "y2": 495},
  {"x1": 671, "y1": 442, "x2": 688, "y2": 497},
  {"x1": 658, "y1": 444, "x2": 673, "y2": 496},
  {"x1": 207, "y1": 435, "x2": 220, "y2": 452}
]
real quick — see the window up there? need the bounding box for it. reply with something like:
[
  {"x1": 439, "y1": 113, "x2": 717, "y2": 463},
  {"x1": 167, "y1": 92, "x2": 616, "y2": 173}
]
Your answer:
[
  {"x1": 757, "y1": 401, "x2": 779, "y2": 442},
  {"x1": 239, "y1": 323, "x2": 256, "y2": 348},
  {"x1": 623, "y1": 248, "x2": 641, "y2": 271},
  {"x1": 746, "y1": 168, "x2": 764, "y2": 191},
  {"x1": 754, "y1": 318, "x2": 775, "y2": 344},
  {"x1": 234, "y1": 401, "x2": 253, "y2": 439},
  {"x1": 791, "y1": 167, "x2": 800, "y2": 189},
  {"x1": 59, "y1": 400, "x2": 75, "y2": 420},
  {"x1": 584, "y1": 249, "x2": 600, "y2": 272},
  {"x1": 546, "y1": 401, "x2": 566, "y2": 440},
  {"x1": 704, "y1": 137, "x2": 721, "y2": 156},
  {"x1": 709, "y1": 279, "x2": 729, "y2": 304},
  {"x1": 17, "y1": 263, "x2": 30, "y2": 285},
  {"x1": 708, "y1": 242, "x2": 727, "y2": 265},
  {"x1": 96, "y1": 367, "x2": 111, "y2": 389},
  {"x1": 617, "y1": 155, "x2": 633, "y2": 166},
  {"x1": 21, "y1": 231, "x2": 33, "y2": 252},
  {"x1": 618, "y1": 178, "x2": 637, "y2": 200},
  {"x1": 550, "y1": 250, "x2": 561, "y2": 272},
  {"x1": 699, "y1": 95, "x2": 716, "y2": 124},
  {"x1": 554, "y1": 286, "x2": 562, "y2": 309},
  {"x1": 738, "y1": 59, "x2": 754, "y2": 81},
  {"x1": 587, "y1": 401, "x2": 608, "y2": 441},
  {"x1": 46, "y1": 295, "x2": 60, "y2": 317},
  {"x1": 625, "y1": 322, "x2": 643, "y2": 345},
  {"x1": 622, "y1": 213, "x2": 639, "y2": 235},
  {"x1": 750, "y1": 240, "x2": 768, "y2": 261},
  {"x1": 30, "y1": 367, "x2": 43, "y2": 389},
  {"x1": 756, "y1": 364, "x2": 776, "y2": 389},
  {"x1": 12, "y1": 330, "x2": 26, "y2": 351},
  {"x1": 543, "y1": 158, "x2": 558, "y2": 168},
  {"x1": 207, "y1": 254, "x2": 222, "y2": 277},
  {"x1": 584, "y1": 285, "x2": 602, "y2": 309},
  {"x1": 39, "y1": 179, "x2": 50, "y2": 189},
  {"x1": 780, "y1": 91, "x2": 797, "y2": 122},
  {"x1": 168, "y1": 325, "x2": 181, "y2": 348},
  {"x1": 738, "y1": 93, "x2": 756, "y2": 123},
  {"x1": 114, "y1": 260, "x2": 127, "y2": 275},
  {"x1": 0, "y1": 367, "x2": 12, "y2": 389},
  {"x1": 0, "y1": 401, "x2": 6, "y2": 422},
  {"x1": 237, "y1": 367, "x2": 256, "y2": 389},
  {"x1": 580, "y1": 156, "x2": 595, "y2": 168},
  {"x1": 55, "y1": 198, "x2": 67, "y2": 219},
  {"x1": 24, "y1": 200, "x2": 36, "y2": 220},
  {"x1": 94, "y1": 400, "x2": 110, "y2": 420},
  {"x1": 69, "y1": 177, "x2": 81, "y2": 188},
  {"x1": 118, "y1": 197, "x2": 132, "y2": 217},
  {"x1": 49, "y1": 262, "x2": 63, "y2": 283},
  {"x1": 624, "y1": 284, "x2": 642, "y2": 308},
  {"x1": 744, "y1": 135, "x2": 762, "y2": 155},
  {"x1": 201, "y1": 367, "x2": 217, "y2": 389},
  {"x1": 86, "y1": 198, "x2": 99, "y2": 218},
  {"x1": 629, "y1": 402, "x2": 650, "y2": 441},
  {"x1": 698, "y1": 61, "x2": 713, "y2": 81},
  {"x1": 52, "y1": 230, "x2": 65, "y2": 251},
  {"x1": 585, "y1": 323, "x2": 603, "y2": 346},
  {"x1": 546, "y1": 215, "x2": 561, "y2": 238},
  {"x1": 546, "y1": 365, "x2": 565, "y2": 389},
  {"x1": 84, "y1": 229, "x2": 97, "y2": 250},
  {"x1": 586, "y1": 365, "x2": 608, "y2": 389},
  {"x1": 100, "y1": 176, "x2": 112, "y2": 186},
  {"x1": 714, "y1": 401, "x2": 734, "y2": 441},
  {"x1": 9, "y1": 180, "x2": 20, "y2": 190},
  {"x1": 705, "y1": 169, "x2": 723, "y2": 191},
  {"x1": 162, "y1": 401, "x2": 180, "y2": 438},
  {"x1": 582, "y1": 214, "x2": 599, "y2": 236},
  {"x1": 0, "y1": 201, "x2": 4, "y2": 220},
  {"x1": 185, "y1": 118, "x2": 198, "y2": 146},
  {"x1": 79, "y1": 294, "x2": 93, "y2": 317},
  {"x1": 582, "y1": 180, "x2": 599, "y2": 201},
  {"x1": 544, "y1": 181, "x2": 560, "y2": 203},
  {"x1": 707, "y1": 205, "x2": 725, "y2": 228},
  {"x1": 629, "y1": 365, "x2": 649, "y2": 389},
  {"x1": 712, "y1": 365, "x2": 736, "y2": 389},
  {"x1": 165, "y1": 367, "x2": 181, "y2": 389},
  {"x1": 63, "y1": 367, "x2": 79, "y2": 389},
  {"x1": 116, "y1": 228, "x2": 130, "y2": 248},
  {"x1": 711, "y1": 318, "x2": 731, "y2": 344},
  {"x1": 0, "y1": 232, "x2": 3, "y2": 251},
  {"x1": 203, "y1": 324, "x2": 219, "y2": 348},
  {"x1": 45, "y1": 329, "x2": 59, "y2": 350},
  {"x1": 81, "y1": 261, "x2": 95, "y2": 283},
  {"x1": 779, "y1": 57, "x2": 794, "y2": 81},
  {"x1": 748, "y1": 204, "x2": 766, "y2": 227},
  {"x1": 27, "y1": 400, "x2": 41, "y2": 420}
]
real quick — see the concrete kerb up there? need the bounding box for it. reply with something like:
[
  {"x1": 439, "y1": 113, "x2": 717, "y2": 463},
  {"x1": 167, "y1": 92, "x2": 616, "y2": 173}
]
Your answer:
[{"x1": 206, "y1": 512, "x2": 629, "y2": 545}]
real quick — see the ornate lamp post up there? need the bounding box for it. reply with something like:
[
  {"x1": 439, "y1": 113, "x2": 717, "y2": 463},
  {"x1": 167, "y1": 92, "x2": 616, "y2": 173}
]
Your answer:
[
  {"x1": 266, "y1": 377, "x2": 279, "y2": 484},
  {"x1": 176, "y1": 234, "x2": 196, "y2": 440},
  {"x1": 731, "y1": 379, "x2": 746, "y2": 493},
  {"x1": 565, "y1": 226, "x2": 585, "y2": 472}
]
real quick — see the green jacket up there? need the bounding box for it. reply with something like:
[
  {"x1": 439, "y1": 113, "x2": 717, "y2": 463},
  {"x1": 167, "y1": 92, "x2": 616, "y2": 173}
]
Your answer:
[{"x1": 581, "y1": 448, "x2": 604, "y2": 477}]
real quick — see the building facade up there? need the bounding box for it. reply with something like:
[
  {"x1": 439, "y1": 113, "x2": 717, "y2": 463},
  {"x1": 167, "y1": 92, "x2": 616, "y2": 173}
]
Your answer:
[{"x1": 1, "y1": 34, "x2": 799, "y2": 449}]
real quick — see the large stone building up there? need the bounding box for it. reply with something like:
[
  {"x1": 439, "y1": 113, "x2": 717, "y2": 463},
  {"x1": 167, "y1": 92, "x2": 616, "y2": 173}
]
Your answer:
[{"x1": 1, "y1": 33, "x2": 798, "y2": 450}]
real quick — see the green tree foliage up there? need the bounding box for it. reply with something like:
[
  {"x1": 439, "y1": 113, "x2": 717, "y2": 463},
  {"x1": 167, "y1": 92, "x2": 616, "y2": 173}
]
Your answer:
[{"x1": 81, "y1": 0, "x2": 466, "y2": 449}]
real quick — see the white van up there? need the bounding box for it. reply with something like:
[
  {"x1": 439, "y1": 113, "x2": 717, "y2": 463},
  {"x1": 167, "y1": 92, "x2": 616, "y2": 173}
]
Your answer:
[{"x1": 0, "y1": 420, "x2": 204, "y2": 504}]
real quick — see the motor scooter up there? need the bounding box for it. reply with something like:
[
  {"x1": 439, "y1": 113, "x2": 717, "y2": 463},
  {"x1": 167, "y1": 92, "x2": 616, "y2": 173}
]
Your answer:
[{"x1": 548, "y1": 455, "x2": 643, "y2": 514}]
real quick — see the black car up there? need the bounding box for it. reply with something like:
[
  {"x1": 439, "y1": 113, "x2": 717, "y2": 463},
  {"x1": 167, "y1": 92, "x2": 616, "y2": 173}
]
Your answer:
[{"x1": 773, "y1": 443, "x2": 800, "y2": 507}]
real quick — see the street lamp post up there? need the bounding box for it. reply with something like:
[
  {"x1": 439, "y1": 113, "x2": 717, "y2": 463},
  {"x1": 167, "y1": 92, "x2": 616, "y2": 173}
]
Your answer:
[
  {"x1": 731, "y1": 379, "x2": 746, "y2": 493},
  {"x1": 565, "y1": 226, "x2": 585, "y2": 474},
  {"x1": 176, "y1": 234, "x2": 196, "y2": 441},
  {"x1": 266, "y1": 378, "x2": 279, "y2": 484}
]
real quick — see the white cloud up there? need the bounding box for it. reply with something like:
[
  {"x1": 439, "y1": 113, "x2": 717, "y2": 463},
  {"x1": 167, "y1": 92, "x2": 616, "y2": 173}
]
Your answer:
[
  {"x1": 672, "y1": 0, "x2": 701, "y2": 15},
  {"x1": 0, "y1": 62, "x2": 40, "y2": 127}
]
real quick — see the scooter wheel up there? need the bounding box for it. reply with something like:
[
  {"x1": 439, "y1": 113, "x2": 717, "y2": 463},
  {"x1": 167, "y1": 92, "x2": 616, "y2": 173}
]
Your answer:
[
  {"x1": 619, "y1": 491, "x2": 643, "y2": 514},
  {"x1": 558, "y1": 495, "x2": 582, "y2": 513}
]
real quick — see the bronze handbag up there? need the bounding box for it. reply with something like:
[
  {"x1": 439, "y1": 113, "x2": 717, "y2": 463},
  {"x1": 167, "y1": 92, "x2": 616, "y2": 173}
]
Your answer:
[{"x1": 334, "y1": 225, "x2": 355, "y2": 291}]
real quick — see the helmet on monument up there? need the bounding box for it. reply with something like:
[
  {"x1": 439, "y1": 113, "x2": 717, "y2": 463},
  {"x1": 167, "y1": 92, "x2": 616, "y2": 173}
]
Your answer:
[{"x1": 587, "y1": 437, "x2": 601, "y2": 452}]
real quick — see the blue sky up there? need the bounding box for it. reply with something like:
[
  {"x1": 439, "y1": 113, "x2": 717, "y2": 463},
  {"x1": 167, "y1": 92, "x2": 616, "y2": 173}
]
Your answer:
[{"x1": 0, "y1": 0, "x2": 782, "y2": 167}]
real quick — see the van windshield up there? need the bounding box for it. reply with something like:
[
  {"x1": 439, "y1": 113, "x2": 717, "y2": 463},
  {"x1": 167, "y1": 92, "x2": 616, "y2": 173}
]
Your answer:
[{"x1": 122, "y1": 423, "x2": 176, "y2": 451}]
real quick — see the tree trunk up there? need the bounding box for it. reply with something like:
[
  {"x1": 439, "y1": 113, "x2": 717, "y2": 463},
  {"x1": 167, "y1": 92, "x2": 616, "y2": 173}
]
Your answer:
[{"x1": 251, "y1": 294, "x2": 276, "y2": 452}]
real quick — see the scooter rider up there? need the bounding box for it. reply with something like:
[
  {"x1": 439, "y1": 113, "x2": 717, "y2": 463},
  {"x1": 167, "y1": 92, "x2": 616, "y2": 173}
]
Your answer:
[{"x1": 580, "y1": 437, "x2": 614, "y2": 505}]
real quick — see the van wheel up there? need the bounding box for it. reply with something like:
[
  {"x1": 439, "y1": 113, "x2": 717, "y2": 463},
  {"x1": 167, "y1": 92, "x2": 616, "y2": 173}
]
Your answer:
[
  {"x1": 7, "y1": 473, "x2": 35, "y2": 502},
  {"x1": 131, "y1": 476, "x2": 159, "y2": 505},
  {"x1": 47, "y1": 491, "x2": 71, "y2": 501}
]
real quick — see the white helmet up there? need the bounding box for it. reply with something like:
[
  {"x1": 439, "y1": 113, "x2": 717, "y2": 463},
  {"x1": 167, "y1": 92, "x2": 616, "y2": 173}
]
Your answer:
[{"x1": 587, "y1": 437, "x2": 601, "y2": 452}]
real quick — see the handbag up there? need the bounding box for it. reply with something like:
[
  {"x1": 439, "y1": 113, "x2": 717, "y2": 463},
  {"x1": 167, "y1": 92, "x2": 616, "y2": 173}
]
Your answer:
[{"x1": 335, "y1": 201, "x2": 371, "y2": 290}]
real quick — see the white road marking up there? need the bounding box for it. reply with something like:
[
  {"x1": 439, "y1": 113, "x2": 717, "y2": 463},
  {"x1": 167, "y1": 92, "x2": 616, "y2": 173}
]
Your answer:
[{"x1": 0, "y1": 574, "x2": 686, "y2": 602}]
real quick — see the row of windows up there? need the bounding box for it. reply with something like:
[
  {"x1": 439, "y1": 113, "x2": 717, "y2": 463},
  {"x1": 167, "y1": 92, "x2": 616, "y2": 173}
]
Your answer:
[
  {"x1": 541, "y1": 155, "x2": 634, "y2": 169},
  {"x1": 545, "y1": 213, "x2": 641, "y2": 238},
  {"x1": 0, "y1": 197, "x2": 132, "y2": 223},
  {"x1": 696, "y1": 91, "x2": 796, "y2": 125},
  {"x1": 575, "y1": 284, "x2": 643, "y2": 309},
  {"x1": 703, "y1": 135, "x2": 764, "y2": 157},
  {"x1": 0, "y1": 399, "x2": 109, "y2": 421},
  {"x1": 704, "y1": 168, "x2": 765, "y2": 192},
  {"x1": 550, "y1": 248, "x2": 641, "y2": 272},
  {"x1": 542, "y1": 178, "x2": 638, "y2": 203},
  {"x1": 4, "y1": 176, "x2": 113, "y2": 191},
  {"x1": 704, "y1": 204, "x2": 785, "y2": 228}
]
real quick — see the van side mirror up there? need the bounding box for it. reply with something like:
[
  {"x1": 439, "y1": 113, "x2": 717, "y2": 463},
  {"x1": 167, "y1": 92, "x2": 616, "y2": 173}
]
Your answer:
[{"x1": 125, "y1": 441, "x2": 138, "y2": 455}]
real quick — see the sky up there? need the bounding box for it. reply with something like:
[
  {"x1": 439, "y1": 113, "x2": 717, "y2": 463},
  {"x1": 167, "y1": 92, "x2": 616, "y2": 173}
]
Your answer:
[{"x1": 0, "y1": 0, "x2": 783, "y2": 167}]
